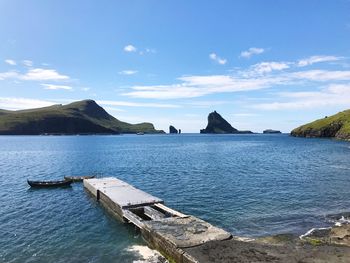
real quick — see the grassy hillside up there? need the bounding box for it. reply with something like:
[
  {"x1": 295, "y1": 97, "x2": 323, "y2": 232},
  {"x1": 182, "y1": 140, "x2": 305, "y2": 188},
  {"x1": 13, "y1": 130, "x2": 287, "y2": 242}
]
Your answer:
[
  {"x1": 291, "y1": 110, "x2": 350, "y2": 140},
  {"x1": 0, "y1": 100, "x2": 164, "y2": 135}
]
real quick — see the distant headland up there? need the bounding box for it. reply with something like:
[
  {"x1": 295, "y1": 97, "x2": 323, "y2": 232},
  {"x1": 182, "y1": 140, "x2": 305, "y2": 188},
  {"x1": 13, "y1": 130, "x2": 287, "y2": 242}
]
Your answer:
[
  {"x1": 291, "y1": 109, "x2": 350, "y2": 140},
  {"x1": 0, "y1": 99, "x2": 164, "y2": 135}
]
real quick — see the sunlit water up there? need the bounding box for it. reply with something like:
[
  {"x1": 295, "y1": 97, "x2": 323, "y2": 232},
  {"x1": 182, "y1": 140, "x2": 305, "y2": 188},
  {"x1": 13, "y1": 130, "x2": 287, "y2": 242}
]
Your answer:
[{"x1": 1, "y1": 134, "x2": 350, "y2": 262}]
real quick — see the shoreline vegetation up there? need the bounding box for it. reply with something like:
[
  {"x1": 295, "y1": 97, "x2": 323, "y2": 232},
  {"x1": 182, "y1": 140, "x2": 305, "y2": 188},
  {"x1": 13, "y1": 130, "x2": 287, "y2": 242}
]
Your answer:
[{"x1": 291, "y1": 109, "x2": 350, "y2": 141}]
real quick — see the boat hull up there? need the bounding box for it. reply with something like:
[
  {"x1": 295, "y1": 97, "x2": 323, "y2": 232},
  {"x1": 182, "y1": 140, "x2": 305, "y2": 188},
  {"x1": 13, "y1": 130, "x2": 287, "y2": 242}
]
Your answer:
[{"x1": 27, "y1": 179, "x2": 72, "y2": 187}]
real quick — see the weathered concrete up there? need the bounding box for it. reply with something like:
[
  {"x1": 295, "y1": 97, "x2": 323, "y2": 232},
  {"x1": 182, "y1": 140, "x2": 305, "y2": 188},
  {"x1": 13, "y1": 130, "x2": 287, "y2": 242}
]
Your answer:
[
  {"x1": 144, "y1": 216, "x2": 231, "y2": 248},
  {"x1": 84, "y1": 177, "x2": 163, "y2": 209},
  {"x1": 84, "y1": 177, "x2": 350, "y2": 263},
  {"x1": 84, "y1": 177, "x2": 232, "y2": 263}
]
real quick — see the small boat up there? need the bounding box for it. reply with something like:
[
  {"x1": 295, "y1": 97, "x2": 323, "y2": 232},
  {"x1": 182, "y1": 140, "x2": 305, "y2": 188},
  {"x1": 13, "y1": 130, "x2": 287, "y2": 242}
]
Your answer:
[
  {"x1": 27, "y1": 179, "x2": 72, "y2": 188},
  {"x1": 136, "y1": 132, "x2": 145, "y2": 135},
  {"x1": 64, "y1": 175, "x2": 95, "y2": 182}
]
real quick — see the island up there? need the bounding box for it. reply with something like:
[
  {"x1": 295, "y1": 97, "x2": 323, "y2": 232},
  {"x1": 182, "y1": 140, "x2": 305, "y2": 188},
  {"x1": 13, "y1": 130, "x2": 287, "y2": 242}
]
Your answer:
[
  {"x1": 291, "y1": 109, "x2": 350, "y2": 140},
  {"x1": 169, "y1": 125, "x2": 178, "y2": 134},
  {"x1": 200, "y1": 111, "x2": 253, "y2": 134},
  {"x1": 0, "y1": 99, "x2": 164, "y2": 135},
  {"x1": 263, "y1": 129, "x2": 281, "y2": 134}
]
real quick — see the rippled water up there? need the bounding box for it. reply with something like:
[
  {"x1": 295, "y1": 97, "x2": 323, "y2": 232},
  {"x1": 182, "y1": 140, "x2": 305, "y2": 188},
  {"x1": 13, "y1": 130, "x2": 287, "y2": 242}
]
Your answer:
[{"x1": 1, "y1": 134, "x2": 350, "y2": 262}]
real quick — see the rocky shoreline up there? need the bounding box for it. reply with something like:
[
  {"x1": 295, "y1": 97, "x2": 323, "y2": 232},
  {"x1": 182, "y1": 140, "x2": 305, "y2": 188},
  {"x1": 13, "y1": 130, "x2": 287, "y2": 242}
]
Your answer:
[
  {"x1": 149, "y1": 215, "x2": 350, "y2": 263},
  {"x1": 182, "y1": 223, "x2": 350, "y2": 263}
]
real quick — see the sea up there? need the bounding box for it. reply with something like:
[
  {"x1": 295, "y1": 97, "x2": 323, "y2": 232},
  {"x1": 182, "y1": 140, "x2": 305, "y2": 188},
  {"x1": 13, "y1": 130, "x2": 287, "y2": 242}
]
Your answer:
[{"x1": 1, "y1": 134, "x2": 350, "y2": 262}]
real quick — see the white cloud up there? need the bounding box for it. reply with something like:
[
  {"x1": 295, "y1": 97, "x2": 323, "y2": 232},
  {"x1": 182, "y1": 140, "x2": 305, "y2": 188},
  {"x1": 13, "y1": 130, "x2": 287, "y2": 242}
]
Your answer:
[
  {"x1": 0, "y1": 97, "x2": 55, "y2": 110},
  {"x1": 253, "y1": 83, "x2": 350, "y2": 110},
  {"x1": 41, "y1": 84, "x2": 73, "y2": 90},
  {"x1": 185, "y1": 100, "x2": 229, "y2": 108},
  {"x1": 124, "y1": 75, "x2": 285, "y2": 99},
  {"x1": 121, "y1": 53, "x2": 350, "y2": 100},
  {"x1": 118, "y1": 70, "x2": 138, "y2": 75},
  {"x1": 22, "y1": 60, "x2": 33, "y2": 67},
  {"x1": 81, "y1": 87, "x2": 90, "y2": 91},
  {"x1": 0, "y1": 68, "x2": 70, "y2": 81},
  {"x1": 297, "y1": 55, "x2": 342, "y2": 67},
  {"x1": 97, "y1": 100, "x2": 180, "y2": 108},
  {"x1": 124, "y1": 44, "x2": 137, "y2": 52},
  {"x1": 209, "y1": 53, "x2": 227, "y2": 65},
  {"x1": 291, "y1": 70, "x2": 350, "y2": 81},
  {"x1": 0, "y1": 71, "x2": 20, "y2": 80},
  {"x1": 22, "y1": 68, "x2": 69, "y2": 81},
  {"x1": 240, "y1": 47, "x2": 265, "y2": 58},
  {"x1": 103, "y1": 106, "x2": 125, "y2": 112},
  {"x1": 250, "y1": 62, "x2": 290, "y2": 74},
  {"x1": 5, "y1": 59, "x2": 16, "y2": 66}
]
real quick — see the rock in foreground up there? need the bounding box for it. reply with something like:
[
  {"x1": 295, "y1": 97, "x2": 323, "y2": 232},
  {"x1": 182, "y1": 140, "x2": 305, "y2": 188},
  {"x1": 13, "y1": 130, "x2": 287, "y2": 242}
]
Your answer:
[
  {"x1": 184, "y1": 224, "x2": 350, "y2": 263},
  {"x1": 200, "y1": 111, "x2": 252, "y2": 134},
  {"x1": 291, "y1": 110, "x2": 350, "y2": 140}
]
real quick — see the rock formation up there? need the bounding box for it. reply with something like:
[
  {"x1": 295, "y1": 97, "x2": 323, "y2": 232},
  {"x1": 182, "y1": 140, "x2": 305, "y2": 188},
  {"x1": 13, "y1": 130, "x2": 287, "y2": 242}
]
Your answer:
[
  {"x1": 263, "y1": 129, "x2": 281, "y2": 134},
  {"x1": 200, "y1": 111, "x2": 252, "y2": 134},
  {"x1": 169, "y1": 125, "x2": 178, "y2": 134}
]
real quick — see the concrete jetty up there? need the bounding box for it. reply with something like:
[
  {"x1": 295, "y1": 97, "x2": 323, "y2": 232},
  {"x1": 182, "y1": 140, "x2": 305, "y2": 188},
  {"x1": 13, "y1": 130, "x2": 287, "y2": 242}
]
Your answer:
[{"x1": 84, "y1": 177, "x2": 232, "y2": 263}]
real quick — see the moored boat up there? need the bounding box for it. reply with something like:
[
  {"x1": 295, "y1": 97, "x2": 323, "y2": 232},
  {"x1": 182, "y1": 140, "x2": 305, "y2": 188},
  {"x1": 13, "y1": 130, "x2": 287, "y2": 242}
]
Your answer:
[
  {"x1": 27, "y1": 179, "x2": 72, "y2": 188},
  {"x1": 64, "y1": 175, "x2": 95, "y2": 182}
]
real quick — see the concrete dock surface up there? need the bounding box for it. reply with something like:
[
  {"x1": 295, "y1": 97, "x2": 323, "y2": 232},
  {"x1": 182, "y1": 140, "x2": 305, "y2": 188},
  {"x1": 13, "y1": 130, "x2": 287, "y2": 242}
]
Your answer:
[{"x1": 84, "y1": 177, "x2": 350, "y2": 263}]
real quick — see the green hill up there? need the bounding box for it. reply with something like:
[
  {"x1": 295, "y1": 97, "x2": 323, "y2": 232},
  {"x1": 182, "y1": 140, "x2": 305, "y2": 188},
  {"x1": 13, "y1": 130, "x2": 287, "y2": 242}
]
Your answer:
[
  {"x1": 291, "y1": 110, "x2": 350, "y2": 140},
  {"x1": 0, "y1": 99, "x2": 164, "y2": 135}
]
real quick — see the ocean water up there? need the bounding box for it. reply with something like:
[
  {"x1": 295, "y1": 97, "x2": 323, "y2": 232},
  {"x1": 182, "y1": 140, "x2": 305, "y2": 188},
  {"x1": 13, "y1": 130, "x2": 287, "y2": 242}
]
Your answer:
[{"x1": 1, "y1": 134, "x2": 350, "y2": 262}]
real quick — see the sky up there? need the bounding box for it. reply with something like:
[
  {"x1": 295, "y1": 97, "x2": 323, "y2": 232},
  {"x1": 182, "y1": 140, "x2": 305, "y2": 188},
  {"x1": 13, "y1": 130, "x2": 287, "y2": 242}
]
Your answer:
[{"x1": 0, "y1": 0, "x2": 350, "y2": 133}]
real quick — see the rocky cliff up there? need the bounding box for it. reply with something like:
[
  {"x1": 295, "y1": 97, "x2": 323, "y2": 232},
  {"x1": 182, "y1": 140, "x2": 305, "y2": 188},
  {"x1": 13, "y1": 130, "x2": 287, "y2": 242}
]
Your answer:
[
  {"x1": 291, "y1": 110, "x2": 350, "y2": 140},
  {"x1": 200, "y1": 111, "x2": 252, "y2": 134},
  {"x1": 169, "y1": 125, "x2": 178, "y2": 134}
]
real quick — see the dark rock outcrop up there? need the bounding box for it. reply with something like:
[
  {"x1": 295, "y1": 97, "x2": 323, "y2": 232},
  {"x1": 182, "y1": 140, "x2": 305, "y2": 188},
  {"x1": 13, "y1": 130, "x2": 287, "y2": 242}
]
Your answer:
[
  {"x1": 0, "y1": 99, "x2": 164, "y2": 135},
  {"x1": 169, "y1": 125, "x2": 178, "y2": 134},
  {"x1": 263, "y1": 129, "x2": 281, "y2": 134},
  {"x1": 200, "y1": 111, "x2": 252, "y2": 134},
  {"x1": 291, "y1": 109, "x2": 350, "y2": 140}
]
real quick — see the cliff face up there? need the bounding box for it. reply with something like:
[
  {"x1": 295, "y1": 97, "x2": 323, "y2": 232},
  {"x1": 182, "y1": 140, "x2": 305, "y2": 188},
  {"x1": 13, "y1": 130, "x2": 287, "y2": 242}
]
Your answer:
[
  {"x1": 0, "y1": 100, "x2": 164, "y2": 135},
  {"x1": 169, "y1": 125, "x2": 178, "y2": 134},
  {"x1": 291, "y1": 110, "x2": 350, "y2": 140},
  {"x1": 200, "y1": 111, "x2": 252, "y2": 134}
]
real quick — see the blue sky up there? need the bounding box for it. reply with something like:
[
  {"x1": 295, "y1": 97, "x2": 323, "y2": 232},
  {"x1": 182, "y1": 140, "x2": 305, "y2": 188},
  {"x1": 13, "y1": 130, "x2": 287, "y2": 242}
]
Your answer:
[{"x1": 1, "y1": 0, "x2": 350, "y2": 132}]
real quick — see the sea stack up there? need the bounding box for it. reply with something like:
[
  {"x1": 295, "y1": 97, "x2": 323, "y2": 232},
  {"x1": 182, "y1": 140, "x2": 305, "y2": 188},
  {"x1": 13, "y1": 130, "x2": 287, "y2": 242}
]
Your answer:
[
  {"x1": 169, "y1": 125, "x2": 178, "y2": 134},
  {"x1": 263, "y1": 129, "x2": 281, "y2": 134},
  {"x1": 200, "y1": 111, "x2": 252, "y2": 134}
]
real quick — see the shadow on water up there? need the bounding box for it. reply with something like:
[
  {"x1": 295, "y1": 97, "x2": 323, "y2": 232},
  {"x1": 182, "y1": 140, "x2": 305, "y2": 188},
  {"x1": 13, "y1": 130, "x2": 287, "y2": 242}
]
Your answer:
[{"x1": 26, "y1": 186, "x2": 73, "y2": 192}]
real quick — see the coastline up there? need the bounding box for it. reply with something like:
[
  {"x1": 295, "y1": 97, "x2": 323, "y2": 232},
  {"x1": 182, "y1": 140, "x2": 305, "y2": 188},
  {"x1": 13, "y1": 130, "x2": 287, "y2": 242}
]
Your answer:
[{"x1": 132, "y1": 221, "x2": 350, "y2": 263}]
